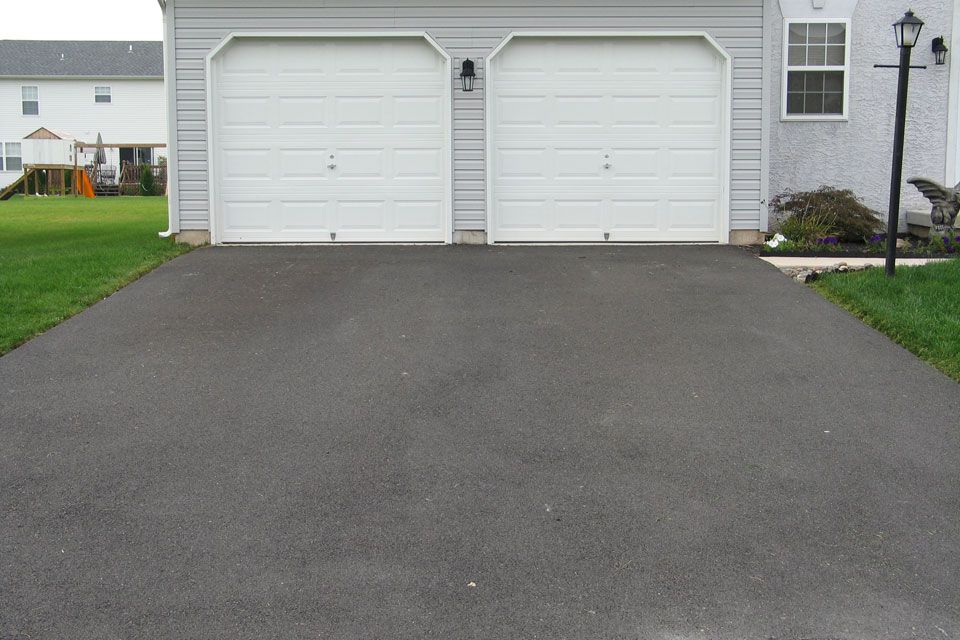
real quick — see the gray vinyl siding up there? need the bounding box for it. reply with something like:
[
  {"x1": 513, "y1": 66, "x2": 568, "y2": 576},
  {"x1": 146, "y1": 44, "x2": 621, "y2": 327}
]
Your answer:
[{"x1": 170, "y1": 0, "x2": 765, "y2": 233}]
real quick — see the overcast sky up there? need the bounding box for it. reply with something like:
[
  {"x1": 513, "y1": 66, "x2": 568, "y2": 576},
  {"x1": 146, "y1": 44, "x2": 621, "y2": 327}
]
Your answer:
[{"x1": 0, "y1": 0, "x2": 163, "y2": 41}]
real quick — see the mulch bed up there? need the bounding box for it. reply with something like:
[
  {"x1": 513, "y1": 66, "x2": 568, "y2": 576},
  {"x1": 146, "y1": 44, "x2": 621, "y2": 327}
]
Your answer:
[{"x1": 750, "y1": 239, "x2": 960, "y2": 259}]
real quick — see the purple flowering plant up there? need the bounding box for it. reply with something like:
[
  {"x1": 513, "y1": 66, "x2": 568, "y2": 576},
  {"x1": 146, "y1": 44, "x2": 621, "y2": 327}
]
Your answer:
[
  {"x1": 866, "y1": 234, "x2": 886, "y2": 254},
  {"x1": 815, "y1": 236, "x2": 842, "y2": 252}
]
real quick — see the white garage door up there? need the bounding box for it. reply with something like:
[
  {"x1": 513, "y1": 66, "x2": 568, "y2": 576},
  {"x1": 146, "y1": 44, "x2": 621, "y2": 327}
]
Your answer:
[
  {"x1": 211, "y1": 36, "x2": 450, "y2": 243},
  {"x1": 488, "y1": 35, "x2": 728, "y2": 243}
]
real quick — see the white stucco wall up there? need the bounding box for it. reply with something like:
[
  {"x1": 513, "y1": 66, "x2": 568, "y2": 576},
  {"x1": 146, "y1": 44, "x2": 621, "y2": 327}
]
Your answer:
[{"x1": 768, "y1": 0, "x2": 954, "y2": 227}]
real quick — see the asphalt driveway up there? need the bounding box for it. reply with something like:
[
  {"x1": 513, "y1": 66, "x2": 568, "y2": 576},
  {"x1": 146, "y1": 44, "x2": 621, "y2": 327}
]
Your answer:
[{"x1": 1, "y1": 246, "x2": 958, "y2": 639}]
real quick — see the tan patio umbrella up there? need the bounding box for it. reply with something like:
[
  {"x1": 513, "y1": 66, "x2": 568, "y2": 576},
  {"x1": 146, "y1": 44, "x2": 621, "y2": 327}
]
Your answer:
[{"x1": 94, "y1": 132, "x2": 106, "y2": 166}]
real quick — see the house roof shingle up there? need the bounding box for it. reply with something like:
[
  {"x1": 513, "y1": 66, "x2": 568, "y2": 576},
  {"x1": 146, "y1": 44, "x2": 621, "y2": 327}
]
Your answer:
[{"x1": 0, "y1": 40, "x2": 163, "y2": 78}]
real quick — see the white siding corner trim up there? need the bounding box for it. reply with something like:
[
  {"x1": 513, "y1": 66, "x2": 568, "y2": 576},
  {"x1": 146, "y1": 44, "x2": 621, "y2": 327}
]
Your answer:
[
  {"x1": 204, "y1": 31, "x2": 454, "y2": 244},
  {"x1": 946, "y1": 0, "x2": 960, "y2": 185},
  {"x1": 484, "y1": 31, "x2": 733, "y2": 244}
]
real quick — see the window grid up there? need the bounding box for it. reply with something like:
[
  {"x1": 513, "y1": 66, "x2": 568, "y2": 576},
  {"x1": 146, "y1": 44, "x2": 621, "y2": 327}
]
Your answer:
[
  {"x1": 5, "y1": 143, "x2": 23, "y2": 172},
  {"x1": 21, "y1": 86, "x2": 39, "y2": 116},
  {"x1": 95, "y1": 86, "x2": 112, "y2": 103},
  {"x1": 783, "y1": 20, "x2": 849, "y2": 119}
]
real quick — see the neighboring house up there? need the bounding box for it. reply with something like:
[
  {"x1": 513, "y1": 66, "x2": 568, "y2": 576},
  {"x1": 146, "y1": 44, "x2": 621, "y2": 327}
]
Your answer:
[
  {"x1": 0, "y1": 40, "x2": 166, "y2": 189},
  {"x1": 157, "y1": 0, "x2": 960, "y2": 245}
]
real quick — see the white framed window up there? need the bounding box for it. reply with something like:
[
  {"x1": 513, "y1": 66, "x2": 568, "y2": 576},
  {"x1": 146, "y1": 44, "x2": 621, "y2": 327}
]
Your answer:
[
  {"x1": 782, "y1": 19, "x2": 850, "y2": 120},
  {"x1": 95, "y1": 86, "x2": 112, "y2": 103},
  {"x1": 4, "y1": 143, "x2": 23, "y2": 171},
  {"x1": 21, "y1": 85, "x2": 39, "y2": 115}
]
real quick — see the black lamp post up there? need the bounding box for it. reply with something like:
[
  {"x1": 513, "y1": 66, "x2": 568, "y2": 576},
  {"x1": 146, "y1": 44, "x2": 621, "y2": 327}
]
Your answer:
[{"x1": 883, "y1": 10, "x2": 924, "y2": 277}]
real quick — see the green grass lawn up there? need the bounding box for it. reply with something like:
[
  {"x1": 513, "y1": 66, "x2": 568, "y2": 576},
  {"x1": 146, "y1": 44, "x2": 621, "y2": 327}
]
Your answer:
[
  {"x1": 814, "y1": 259, "x2": 960, "y2": 382},
  {"x1": 0, "y1": 196, "x2": 192, "y2": 355}
]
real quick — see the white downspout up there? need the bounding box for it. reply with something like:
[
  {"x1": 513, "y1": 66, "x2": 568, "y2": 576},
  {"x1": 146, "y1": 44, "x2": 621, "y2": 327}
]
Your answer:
[{"x1": 159, "y1": 0, "x2": 179, "y2": 238}]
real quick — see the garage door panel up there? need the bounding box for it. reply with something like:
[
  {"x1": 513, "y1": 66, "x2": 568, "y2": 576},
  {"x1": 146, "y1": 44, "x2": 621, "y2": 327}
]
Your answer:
[
  {"x1": 279, "y1": 149, "x2": 330, "y2": 181},
  {"x1": 220, "y1": 97, "x2": 270, "y2": 129},
  {"x1": 667, "y1": 199, "x2": 719, "y2": 226},
  {"x1": 496, "y1": 96, "x2": 549, "y2": 128},
  {"x1": 333, "y1": 43, "x2": 387, "y2": 76},
  {"x1": 497, "y1": 199, "x2": 550, "y2": 230},
  {"x1": 222, "y1": 149, "x2": 272, "y2": 181},
  {"x1": 610, "y1": 96, "x2": 660, "y2": 128},
  {"x1": 497, "y1": 148, "x2": 550, "y2": 180},
  {"x1": 554, "y1": 96, "x2": 604, "y2": 127},
  {"x1": 608, "y1": 149, "x2": 659, "y2": 180},
  {"x1": 222, "y1": 200, "x2": 274, "y2": 233},
  {"x1": 336, "y1": 149, "x2": 386, "y2": 179},
  {"x1": 494, "y1": 45, "x2": 549, "y2": 78},
  {"x1": 334, "y1": 96, "x2": 385, "y2": 128},
  {"x1": 279, "y1": 201, "x2": 333, "y2": 232},
  {"x1": 555, "y1": 148, "x2": 606, "y2": 180},
  {"x1": 213, "y1": 36, "x2": 449, "y2": 243},
  {"x1": 390, "y1": 41, "x2": 447, "y2": 75},
  {"x1": 277, "y1": 96, "x2": 329, "y2": 128},
  {"x1": 609, "y1": 42, "x2": 661, "y2": 76},
  {"x1": 490, "y1": 35, "x2": 725, "y2": 243},
  {"x1": 220, "y1": 40, "x2": 443, "y2": 83},
  {"x1": 220, "y1": 43, "x2": 271, "y2": 79},
  {"x1": 493, "y1": 91, "x2": 722, "y2": 134},
  {"x1": 337, "y1": 200, "x2": 387, "y2": 229},
  {"x1": 555, "y1": 200, "x2": 605, "y2": 229},
  {"x1": 553, "y1": 40, "x2": 605, "y2": 75},
  {"x1": 610, "y1": 199, "x2": 661, "y2": 231},
  {"x1": 394, "y1": 149, "x2": 444, "y2": 179},
  {"x1": 665, "y1": 40, "x2": 725, "y2": 75},
  {"x1": 336, "y1": 199, "x2": 445, "y2": 242},
  {"x1": 395, "y1": 200, "x2": 445, "y2": 230},
  {"x1": 668, "y1": 96, "x2": 721, "y2": 128},
  {"x1": 275, "y1": 43, "x2": 331, "y2": 79},
  {"x1": 669, "y1": 149, "x2": 721, "y2": 180},
  {"x1": 221, "y1": 198, "x2": 445, "y2": 242},
  {"x1": 394, "y1": 96, "x2": 444, "y2": 127}
]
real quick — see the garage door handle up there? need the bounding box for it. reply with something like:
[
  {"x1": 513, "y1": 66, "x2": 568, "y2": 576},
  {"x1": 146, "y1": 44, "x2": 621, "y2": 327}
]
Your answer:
[
  {"x1": 327, "y1": 163, "x2": 337, "y2": 170},
  {"x1": 603, "y1": 163, "x2": 612, "y2": 169}
]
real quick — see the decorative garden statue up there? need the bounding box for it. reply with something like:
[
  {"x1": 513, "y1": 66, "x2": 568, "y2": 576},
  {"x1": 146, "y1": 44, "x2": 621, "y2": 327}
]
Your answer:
[{"x1": 907, "y1": 177, "x2": 960, "y2": 233}]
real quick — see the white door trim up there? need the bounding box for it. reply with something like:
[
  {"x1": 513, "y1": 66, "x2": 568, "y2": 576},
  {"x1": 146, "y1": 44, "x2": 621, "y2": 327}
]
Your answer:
[
  {"x1": 483, "y1": 30, "x2": 733, "y2": 245},
  {"x1": 205, "y1": 31, "x2": 454, "y2": 245}
]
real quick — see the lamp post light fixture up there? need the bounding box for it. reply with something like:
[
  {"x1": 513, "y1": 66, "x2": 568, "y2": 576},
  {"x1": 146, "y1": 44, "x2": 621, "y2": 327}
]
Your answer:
[
  {"x1": 932, "y1": 36, "x2": 949, "y2": 65},
  {"x1": 460, "y1": 59, "x2": 476, "y2": 92},
  {"x1": 882, "y1": 9, "x2": 924, "y2": 277},
  {"x1": 893, "y1": 9, "x2": 924, "y2": 48}
]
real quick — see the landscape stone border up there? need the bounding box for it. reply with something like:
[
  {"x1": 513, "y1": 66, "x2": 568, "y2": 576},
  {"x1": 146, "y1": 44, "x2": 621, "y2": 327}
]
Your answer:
[{"x1": 781, "y1": 263, "x2": 873, "y2": 283}]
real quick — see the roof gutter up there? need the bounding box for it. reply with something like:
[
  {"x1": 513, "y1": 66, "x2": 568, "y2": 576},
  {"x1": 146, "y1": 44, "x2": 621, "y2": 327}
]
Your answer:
[{"x1": 0, "y1": 75, "x2": 163, "y2": 80}]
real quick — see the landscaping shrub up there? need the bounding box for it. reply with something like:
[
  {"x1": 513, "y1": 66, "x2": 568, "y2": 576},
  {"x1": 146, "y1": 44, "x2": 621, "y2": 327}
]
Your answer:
[
  {"x1": 139, "y1": 164, "x2": 156, "y2": 196},
  {"x1": 770, "y1": 186, "x2": 883, "y2": 242},
  {"x1": 775, "y1": 210, "x2": 836, "y2": 245}
]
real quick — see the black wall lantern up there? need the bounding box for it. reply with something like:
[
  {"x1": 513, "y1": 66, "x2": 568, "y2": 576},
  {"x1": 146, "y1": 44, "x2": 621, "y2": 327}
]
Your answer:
[
  {"x1": 460, "y1": 59, "x2": 476, "y2": 92},
  {"x1": 932, "y1": 36, "x2": 948, "y2": 65}
]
